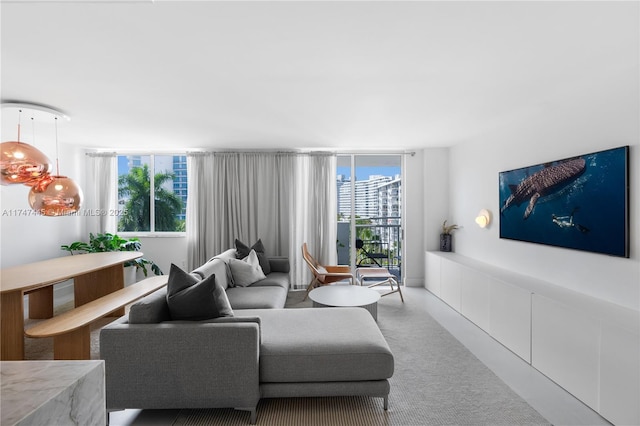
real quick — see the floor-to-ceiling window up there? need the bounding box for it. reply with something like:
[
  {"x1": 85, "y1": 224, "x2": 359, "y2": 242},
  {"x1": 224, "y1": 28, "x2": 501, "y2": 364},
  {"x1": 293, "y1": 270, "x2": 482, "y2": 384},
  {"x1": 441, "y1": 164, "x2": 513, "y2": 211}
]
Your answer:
[{"x1": 336, "y1": 154, "x2": 403, "y2": 281}]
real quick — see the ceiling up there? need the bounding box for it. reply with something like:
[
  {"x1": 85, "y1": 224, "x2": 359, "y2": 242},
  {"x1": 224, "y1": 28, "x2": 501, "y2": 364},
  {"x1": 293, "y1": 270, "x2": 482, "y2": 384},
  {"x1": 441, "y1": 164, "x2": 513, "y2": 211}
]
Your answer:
[{"x1": 1, "y1": 1, "x2": 637, "y2": 152}]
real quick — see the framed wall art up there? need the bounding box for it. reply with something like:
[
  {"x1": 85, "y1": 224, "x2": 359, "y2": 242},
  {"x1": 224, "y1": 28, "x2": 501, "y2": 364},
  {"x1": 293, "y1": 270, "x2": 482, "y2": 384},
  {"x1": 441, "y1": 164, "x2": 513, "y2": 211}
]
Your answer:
[{"x1": 499, "y1": 146, "x2": 629, "y2": 257}]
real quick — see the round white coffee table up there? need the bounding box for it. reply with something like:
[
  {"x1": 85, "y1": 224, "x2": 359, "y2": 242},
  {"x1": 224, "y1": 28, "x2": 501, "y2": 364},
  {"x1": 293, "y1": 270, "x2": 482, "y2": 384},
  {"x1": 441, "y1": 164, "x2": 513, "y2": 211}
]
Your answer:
[{"x1": 309, "y1": 285, "x2": 381, "y2": 320}]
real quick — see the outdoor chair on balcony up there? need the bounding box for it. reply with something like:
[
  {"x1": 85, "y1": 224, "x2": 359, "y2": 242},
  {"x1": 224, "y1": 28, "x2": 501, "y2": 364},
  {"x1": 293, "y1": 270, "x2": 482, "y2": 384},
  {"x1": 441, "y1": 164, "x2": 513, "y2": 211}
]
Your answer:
[
  {"x1": 356, "y1": 239, "x2": 388, "y2": 267},
  {"x1": 302, "y1": 243, "x2": 354, "y2": 300}
]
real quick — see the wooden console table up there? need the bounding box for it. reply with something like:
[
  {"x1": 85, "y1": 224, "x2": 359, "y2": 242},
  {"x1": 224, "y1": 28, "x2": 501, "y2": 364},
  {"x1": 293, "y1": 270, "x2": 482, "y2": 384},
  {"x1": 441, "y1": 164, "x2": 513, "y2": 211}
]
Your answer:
[{"x1": 0, "y1": 251, "x2": 141, "y2": 360}]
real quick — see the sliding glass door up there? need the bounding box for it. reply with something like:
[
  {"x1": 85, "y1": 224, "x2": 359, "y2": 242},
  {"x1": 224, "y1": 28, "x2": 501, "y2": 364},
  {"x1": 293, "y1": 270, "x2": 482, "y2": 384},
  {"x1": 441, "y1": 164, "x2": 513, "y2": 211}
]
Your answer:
[{"x1": 336, "y1": 154, "x2": 403, "y2": 282}]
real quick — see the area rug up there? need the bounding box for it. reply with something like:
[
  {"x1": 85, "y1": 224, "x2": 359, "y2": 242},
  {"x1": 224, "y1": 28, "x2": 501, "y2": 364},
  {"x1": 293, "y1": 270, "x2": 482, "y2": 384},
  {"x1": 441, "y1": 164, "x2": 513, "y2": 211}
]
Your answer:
[{"x1": 175, "y1": 288, "x2": 550, "y2": 425}]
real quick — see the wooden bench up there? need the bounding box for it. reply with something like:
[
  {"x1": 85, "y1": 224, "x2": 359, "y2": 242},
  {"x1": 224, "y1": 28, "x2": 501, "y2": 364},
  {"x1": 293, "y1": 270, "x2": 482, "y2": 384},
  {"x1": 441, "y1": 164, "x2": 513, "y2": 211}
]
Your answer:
[{"x1": 25, "y1": 276, "x2": 167, "y2": 360}]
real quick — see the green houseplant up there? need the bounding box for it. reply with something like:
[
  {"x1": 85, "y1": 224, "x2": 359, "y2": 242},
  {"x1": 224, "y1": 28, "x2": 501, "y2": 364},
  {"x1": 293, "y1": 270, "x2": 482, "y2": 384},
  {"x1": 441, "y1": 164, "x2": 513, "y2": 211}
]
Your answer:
[{"x1": 61, "y1": 233, "x2": 163, "y2": 277}]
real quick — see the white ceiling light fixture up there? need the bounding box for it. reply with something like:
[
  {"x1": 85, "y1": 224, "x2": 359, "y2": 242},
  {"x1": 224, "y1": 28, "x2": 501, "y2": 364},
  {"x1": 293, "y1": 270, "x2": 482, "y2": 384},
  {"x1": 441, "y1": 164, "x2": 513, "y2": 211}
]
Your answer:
[{"x1": 2, "y1": 102, "x2": 71, "y2": 122}]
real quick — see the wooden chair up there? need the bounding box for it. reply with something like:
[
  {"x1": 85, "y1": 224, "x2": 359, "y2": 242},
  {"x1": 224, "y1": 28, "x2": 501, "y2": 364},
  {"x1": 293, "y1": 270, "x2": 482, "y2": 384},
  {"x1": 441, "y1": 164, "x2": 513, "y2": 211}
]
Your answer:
[{"x1": 302, "y1": 243, "x2": 354, "y2": 300}]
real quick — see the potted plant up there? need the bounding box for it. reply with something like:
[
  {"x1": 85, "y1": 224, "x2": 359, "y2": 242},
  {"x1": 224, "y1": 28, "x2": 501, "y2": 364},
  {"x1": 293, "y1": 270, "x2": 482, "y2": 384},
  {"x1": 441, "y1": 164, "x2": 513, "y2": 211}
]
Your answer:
[
  {"x1": 61, "y1": 233, "x2": 163, "y2": 280},
  {"x1": 440, "y1": 220, "x2": 459, "y2": 252}
]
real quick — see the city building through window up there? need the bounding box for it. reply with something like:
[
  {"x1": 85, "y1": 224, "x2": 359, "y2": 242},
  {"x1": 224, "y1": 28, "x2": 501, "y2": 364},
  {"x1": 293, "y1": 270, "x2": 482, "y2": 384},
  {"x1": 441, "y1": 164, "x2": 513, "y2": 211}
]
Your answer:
[{"x1": 337, "y1": 154, "x2": 402, "y2": 280}]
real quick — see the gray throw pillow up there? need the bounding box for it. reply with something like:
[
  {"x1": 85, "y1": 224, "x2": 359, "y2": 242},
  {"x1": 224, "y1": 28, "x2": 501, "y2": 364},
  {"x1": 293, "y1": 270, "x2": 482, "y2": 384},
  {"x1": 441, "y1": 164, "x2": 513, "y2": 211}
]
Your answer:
[
  {"x1": 228, "y1": 251, "x2": 267, "y2": 287},
  {"x1": 235, "y1": 238, "x2": 271, "y2": 274},
  {"x1": 166, "y1": 263, "x2": 234, "y2": 320}
]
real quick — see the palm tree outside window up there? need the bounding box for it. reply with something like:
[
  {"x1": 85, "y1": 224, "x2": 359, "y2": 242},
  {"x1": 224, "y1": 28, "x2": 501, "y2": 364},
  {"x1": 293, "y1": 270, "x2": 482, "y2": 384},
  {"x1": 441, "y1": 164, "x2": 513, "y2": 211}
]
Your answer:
[{"x1": 117, "y1": 154, "x2": 186, "y2": 233}]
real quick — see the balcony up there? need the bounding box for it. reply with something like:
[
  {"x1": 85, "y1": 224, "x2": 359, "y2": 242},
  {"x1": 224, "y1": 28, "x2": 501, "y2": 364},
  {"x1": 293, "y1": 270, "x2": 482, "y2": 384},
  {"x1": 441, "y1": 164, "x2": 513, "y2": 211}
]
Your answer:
[{"x1": 337, "y1": 216, "x2": 402, "y2": 281}]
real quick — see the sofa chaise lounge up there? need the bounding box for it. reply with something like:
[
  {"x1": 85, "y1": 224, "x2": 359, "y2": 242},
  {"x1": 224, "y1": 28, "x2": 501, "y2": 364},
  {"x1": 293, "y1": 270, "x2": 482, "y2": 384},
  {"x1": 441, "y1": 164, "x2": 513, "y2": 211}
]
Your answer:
[{"x1": 100, "y1": 249, "x2": 394, "y2": 424}]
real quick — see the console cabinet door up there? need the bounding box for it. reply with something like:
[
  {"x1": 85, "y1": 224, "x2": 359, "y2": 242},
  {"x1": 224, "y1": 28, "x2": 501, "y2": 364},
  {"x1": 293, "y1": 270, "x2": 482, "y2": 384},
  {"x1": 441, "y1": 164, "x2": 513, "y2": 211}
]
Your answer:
[
  {"x1": 531, "y1": 294, "x2": 599, "y2": 409},
  {"x1": 489, "y1": 278, "x2": 531, "y2": 362},
  {"x1": 460, "y1": 268, "x2": 490, "y2": 332},
  {"x1": 598, "y1": 322, "x2": 640, "y2": 425},
  {"x1": 425, "y1": 252, "x2": 441, "y2": 296},
  {"x1": 440, "y1": 258, "x2": 462, "y2": 311}
]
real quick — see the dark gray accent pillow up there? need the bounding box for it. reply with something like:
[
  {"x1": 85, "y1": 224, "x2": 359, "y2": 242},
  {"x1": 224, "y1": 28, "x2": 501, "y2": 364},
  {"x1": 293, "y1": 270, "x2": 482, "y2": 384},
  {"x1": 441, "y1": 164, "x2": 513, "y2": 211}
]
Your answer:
[
  {"x1": 128, "y1": 287, "x2": 171, "y2": 324},
  {"x1": 235, "y1": 238, "x2": 271, "y2": 274},
  {"x1": 166, "y1": 264, "x2": 234, "y2": 321}
]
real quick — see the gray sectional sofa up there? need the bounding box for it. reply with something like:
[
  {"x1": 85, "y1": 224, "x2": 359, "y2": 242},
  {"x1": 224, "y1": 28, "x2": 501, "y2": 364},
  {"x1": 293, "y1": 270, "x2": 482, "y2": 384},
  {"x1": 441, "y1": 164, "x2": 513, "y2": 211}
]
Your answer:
[
  {"x1": 193, "y1": 248, "x2": 291, "y2": 310},
  {"x1": 100, "y1": 249, "x2": 394, "y2": 424}
]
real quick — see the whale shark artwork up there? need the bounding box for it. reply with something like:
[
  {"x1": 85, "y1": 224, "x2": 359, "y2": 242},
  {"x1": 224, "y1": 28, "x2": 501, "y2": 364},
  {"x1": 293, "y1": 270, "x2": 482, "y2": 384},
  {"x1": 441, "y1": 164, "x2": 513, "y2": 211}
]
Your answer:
[
  {"x1": 499, "y1": 146, "x2": 629, "y2": 258},
  {"x1": 500, "y1": 157, "x2": 586, "y2": 219}
]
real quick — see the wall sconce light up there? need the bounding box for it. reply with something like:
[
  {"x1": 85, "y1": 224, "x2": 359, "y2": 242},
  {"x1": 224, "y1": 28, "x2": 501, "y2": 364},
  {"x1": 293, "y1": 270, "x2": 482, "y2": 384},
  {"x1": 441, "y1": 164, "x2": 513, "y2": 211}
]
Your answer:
[{"x1": 475, "y1": 209, "x2": 491, "y2": 228}]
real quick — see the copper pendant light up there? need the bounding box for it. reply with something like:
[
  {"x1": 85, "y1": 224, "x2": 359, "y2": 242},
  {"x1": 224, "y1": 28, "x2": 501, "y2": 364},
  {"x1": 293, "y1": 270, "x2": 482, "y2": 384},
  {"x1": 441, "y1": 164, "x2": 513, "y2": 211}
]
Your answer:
[
  {"x1": 1, "y1": 109, "x2": 52, "y2": 185},
  {"x1": 28, "y1": 117, "x2": 83, "y2": 216},
  {"x1": 28, "y1": 174, "x2": 84, "y2": 216}
]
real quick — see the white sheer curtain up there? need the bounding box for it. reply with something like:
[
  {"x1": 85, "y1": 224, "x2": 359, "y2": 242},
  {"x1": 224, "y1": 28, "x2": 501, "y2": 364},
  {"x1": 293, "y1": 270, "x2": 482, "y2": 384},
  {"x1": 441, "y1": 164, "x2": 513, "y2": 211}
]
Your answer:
[
  {"x1": 186, "y1": 151, "x2": 337, "y2": 289},
  {"x1": 186, "y1": 152, "x2": 215, "y2": 270},
  {"x1": 85, "y1": 153, "x2": 117, "y2": 235},
  {"x1": 290, "y1": 153, "x2": 337, "y2": 288}
]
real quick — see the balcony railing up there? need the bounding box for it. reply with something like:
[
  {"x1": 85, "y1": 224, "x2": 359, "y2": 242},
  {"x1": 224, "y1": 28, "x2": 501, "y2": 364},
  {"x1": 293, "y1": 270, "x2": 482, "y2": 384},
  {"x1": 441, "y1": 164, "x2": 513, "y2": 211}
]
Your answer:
[{"x1": 337, "y1": 216, "x2": 402, "y2": 281}]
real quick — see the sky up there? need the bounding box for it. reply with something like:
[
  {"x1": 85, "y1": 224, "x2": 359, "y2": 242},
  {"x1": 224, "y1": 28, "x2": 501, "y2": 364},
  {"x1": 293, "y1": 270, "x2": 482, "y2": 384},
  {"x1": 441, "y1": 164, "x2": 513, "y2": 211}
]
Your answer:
[
  {"x1": 337, "y1": 166, "x2": 401, "y2": 181},
  {"x1": 117, "y1": 156, "x2": 128, "y2": 176}
]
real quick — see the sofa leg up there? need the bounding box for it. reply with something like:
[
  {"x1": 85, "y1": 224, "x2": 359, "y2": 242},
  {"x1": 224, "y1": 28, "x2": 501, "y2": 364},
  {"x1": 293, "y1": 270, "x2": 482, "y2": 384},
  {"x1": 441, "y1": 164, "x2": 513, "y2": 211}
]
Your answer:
[
  {"x1": 384, "y1": 396, "x2": 389, "y2": 410},
  {"x1": 236, "y1": 407, "x2": 257, "y2": 424}
]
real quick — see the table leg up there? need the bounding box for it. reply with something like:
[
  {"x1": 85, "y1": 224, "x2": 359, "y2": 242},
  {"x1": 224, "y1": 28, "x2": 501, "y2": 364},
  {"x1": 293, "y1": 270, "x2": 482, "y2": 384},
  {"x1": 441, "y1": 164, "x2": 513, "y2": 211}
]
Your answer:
[
  {"x1": 28, "y1": 286, "x2": 54, "y2": 319},
  {"x1": 1, "y1": 291, "x2": 25, "y2": 360},
  {"x1": 74, "y1": 263, "x2": 125, "y2": 316}
]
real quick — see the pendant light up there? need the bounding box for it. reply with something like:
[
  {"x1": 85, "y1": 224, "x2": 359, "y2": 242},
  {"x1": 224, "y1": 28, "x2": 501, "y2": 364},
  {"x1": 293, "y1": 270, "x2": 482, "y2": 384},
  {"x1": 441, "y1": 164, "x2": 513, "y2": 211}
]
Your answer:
[
  {"x1": 28, "y1": 117, "x2": 83, "y2": 216},
  {"x1": 23, "y1": 116, "x2": 47, "y2": 187},
  {"x1": 1, "y1": 109, "x2": 52, "y2": 185}
]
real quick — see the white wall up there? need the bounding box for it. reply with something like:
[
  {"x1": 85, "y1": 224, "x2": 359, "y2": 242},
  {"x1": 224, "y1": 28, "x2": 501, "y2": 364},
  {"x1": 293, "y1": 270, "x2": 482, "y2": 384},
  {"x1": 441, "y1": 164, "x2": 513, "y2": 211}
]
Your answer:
[
  {"x1": 135, "y1": 236, "x2": 188, "y2": 277},
  {"x1": 402, "y1": 151, "x2": 424, "y2": 287},
  {"x1": 444, "y1": 63, "x2": 639, "y2": 309},
  {"x1": 422, "y1": 148, "x2": 450, "y2": 252}
]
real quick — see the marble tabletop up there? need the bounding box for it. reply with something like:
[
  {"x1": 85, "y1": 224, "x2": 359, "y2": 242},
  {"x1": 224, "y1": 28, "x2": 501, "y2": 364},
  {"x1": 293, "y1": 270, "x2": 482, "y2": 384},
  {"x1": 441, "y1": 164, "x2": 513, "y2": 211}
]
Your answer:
[{"x1": 1, "y1": 360, "x2": 105, "y2": 426}]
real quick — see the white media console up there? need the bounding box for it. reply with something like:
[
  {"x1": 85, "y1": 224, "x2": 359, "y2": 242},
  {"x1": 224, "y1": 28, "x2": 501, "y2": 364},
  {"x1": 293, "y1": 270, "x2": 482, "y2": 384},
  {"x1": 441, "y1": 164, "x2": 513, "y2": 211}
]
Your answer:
[{"x1": 425, "y1": 251, "x2": 639, "y2": 425}]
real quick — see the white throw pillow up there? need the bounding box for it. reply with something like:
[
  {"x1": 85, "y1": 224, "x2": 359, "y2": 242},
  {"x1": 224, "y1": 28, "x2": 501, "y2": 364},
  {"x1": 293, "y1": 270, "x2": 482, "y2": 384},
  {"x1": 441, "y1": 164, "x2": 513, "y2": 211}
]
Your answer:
[{"x1": 228, "y1": 249, "x2": 267, "y2": 287}]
